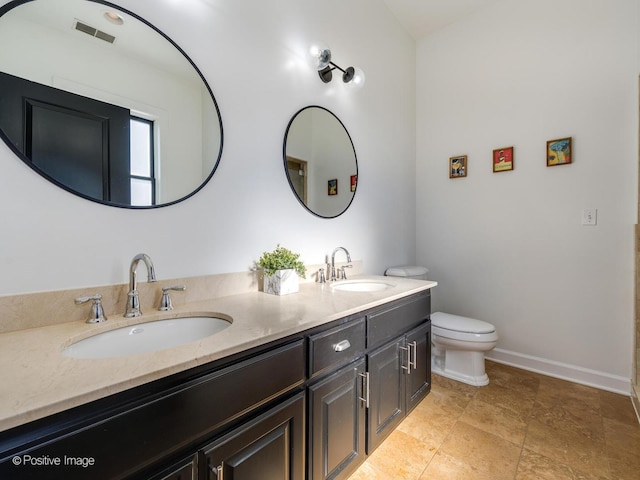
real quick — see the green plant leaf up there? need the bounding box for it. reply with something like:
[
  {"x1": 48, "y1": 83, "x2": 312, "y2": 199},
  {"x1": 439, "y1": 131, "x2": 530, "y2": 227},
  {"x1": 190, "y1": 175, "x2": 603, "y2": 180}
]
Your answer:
[{"x1": 257, "y1": 244, "x2": 306, "y2": 278}]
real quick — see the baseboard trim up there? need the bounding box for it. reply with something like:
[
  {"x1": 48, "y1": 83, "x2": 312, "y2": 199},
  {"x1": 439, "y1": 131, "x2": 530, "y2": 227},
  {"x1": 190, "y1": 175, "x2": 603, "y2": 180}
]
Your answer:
[{"x1": 485, "y1": 348, "x2": 631, "y2": 396}]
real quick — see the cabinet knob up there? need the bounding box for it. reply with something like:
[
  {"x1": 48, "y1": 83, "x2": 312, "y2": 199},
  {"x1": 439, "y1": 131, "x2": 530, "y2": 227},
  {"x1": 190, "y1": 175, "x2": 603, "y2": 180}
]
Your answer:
[{"x1": 333, "y1": 339, "x2": 351, "y2": 352}]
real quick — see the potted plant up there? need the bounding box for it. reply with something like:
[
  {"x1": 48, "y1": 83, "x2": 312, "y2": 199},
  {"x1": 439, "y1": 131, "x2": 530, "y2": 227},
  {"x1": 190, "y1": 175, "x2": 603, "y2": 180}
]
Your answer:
[{"x1": 257, "y1": 244, "x2": 306, "y2": 295}]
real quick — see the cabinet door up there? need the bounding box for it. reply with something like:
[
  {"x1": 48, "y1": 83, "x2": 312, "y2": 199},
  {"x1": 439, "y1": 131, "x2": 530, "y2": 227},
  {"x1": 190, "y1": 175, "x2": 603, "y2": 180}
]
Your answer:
[
  {"x1": 202, "y1": 393, "x2": 305, "y2": 480},
  {"x1": 367, "y1": 338, "x2": 405, "y2": 453},
  {"x1": 149, "y1": 455, "x2": 197, "y2": 480},
  {"x1": 308, "y1": 359, "x2": 366, "y2": 480},
  {"x1": 405, "y1": 322, "x2": 431, "y2": 413}
]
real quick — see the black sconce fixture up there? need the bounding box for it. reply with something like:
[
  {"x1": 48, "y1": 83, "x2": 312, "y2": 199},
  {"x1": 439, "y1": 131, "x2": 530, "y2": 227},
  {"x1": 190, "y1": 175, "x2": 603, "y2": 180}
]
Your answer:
[{"x1": 309, "y1": 42, "x2": 365, "y2": 88}]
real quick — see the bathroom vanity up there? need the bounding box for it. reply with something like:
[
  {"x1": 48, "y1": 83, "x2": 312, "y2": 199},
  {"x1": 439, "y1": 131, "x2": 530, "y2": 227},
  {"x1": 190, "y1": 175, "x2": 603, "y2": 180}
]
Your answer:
[{"x1": 0, "y1": 277, "x2": 435, "y2": 480}]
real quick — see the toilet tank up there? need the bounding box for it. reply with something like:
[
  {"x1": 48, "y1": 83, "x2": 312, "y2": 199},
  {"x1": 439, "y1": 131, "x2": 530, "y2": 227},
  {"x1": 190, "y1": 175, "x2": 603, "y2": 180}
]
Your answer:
[{"x1": 384, "y1": 266, "x2": 428, "y2": 280}]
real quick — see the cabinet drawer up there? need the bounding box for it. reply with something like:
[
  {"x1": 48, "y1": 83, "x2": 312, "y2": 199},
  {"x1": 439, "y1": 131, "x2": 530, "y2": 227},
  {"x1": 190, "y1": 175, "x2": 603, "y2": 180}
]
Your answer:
[
  {"x1": 308, "y1": 318, "x2": 365, "y2": 378},
  {"x1": 367, "y1": 292, "x2": 430, "y2": 349}
]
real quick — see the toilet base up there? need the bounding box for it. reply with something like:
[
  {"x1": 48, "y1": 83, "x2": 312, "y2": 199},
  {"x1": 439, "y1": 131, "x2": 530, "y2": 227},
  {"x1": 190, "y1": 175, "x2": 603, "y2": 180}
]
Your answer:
[
  {"x1": 431, "y1": 350, "x2": 490, "y2": 387},
  {"x1": 431, "y1": 362, "x2": 489, "y2": 387}
]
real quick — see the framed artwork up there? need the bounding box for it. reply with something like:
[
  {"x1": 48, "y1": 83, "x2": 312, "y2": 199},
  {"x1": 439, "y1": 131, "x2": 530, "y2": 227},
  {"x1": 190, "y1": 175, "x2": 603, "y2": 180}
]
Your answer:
[
  {"x1": 328, "y1": 179, "x2": 337, "y2": 196},
  {"x1": 449, "y1": 155, "x2": 467, "y2": 178},
  {"x1": 350, "y1": 175, "x2": 357, "y2": 192},
  {"x1": 493, "y1": 146, "x2": 514, "y2": 173},
  {"x1": 547, "y1": 137, "x2": 572, "y2": 166}
]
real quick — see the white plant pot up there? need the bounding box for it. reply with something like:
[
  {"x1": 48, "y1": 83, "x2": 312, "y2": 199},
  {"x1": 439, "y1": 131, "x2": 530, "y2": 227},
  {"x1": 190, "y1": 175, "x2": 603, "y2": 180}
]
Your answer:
[{"x1": 262, "y1": 269, "x2": 299, "y2": 295}]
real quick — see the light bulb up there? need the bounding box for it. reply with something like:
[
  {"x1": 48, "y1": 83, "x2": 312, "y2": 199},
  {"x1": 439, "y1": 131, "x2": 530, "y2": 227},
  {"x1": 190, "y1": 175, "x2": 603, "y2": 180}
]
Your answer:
[
  {"x1": 308, "y1": 42, "x2": 331, "y2": 70},
  {"x1": 346, "y1": 67, "x2": 365, "y2": 89}
]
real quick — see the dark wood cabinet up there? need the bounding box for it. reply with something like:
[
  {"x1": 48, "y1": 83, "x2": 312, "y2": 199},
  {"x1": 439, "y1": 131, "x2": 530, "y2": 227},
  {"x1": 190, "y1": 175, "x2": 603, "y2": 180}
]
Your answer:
[
  {"x1": 367, "y1": 321, "x2": 431, "y2": 453},
  {"x1": 405, "y1": 322, "x2": 431, "y2": 413},
  {"x1": 307, "y1": 359, "x2": 366, "y2": 480},
  {"x1": 202, "y1": 393, "x2": 305, "y2": 480},
  {"x1": 367, "y1": 337, "x2": 406, "y2": 452},
  {"x1": 307, "y1": 291, "x2": 432, "y2": 478},
  {"x1": 150, "y1": 456, "x2": 197, "y2": 480}
]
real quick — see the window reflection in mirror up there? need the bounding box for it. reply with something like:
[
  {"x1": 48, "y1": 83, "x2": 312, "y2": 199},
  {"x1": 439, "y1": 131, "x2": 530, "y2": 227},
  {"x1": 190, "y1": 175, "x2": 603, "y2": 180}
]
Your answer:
[
  {"x1": 283, "y1": 106, "x2": 357, "y2": 218},
  {"x1": 0, "y1": 0, "x2": 223, "y2": 208}
]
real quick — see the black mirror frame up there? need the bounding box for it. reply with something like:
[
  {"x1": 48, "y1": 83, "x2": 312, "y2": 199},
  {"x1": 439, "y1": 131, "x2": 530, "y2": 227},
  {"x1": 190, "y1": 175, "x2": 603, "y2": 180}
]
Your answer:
[
  {"x1": 282, "y1": 105, "x2": 358, "y2": 219},
  {"x1": 0, "y1": 0, "x2": 224, "y2": 209}
]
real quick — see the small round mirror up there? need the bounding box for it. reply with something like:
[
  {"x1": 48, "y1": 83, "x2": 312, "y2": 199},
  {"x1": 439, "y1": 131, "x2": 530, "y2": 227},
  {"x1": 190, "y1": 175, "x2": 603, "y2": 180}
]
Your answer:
[{"x1": 283, "y1": 106, "x2": 357, "y2": 218}]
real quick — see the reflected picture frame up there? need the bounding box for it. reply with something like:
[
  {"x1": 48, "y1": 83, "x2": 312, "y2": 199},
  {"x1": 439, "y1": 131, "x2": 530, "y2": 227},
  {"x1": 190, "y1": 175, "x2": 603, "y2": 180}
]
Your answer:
[{"x1": 328, "y1": 179, "x2": 337, "y2": 196}]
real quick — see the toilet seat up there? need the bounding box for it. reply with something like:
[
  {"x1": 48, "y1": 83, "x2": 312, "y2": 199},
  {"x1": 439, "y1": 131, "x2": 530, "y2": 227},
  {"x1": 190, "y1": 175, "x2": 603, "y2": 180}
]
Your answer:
[{"x1": 431, "y1": 312, "x2": 498, "y2": 343}]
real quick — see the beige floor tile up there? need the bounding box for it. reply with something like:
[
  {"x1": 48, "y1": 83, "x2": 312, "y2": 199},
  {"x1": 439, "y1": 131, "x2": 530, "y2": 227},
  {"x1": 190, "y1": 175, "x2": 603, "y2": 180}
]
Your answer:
[
  {"x1": 604, "y1": 416, "x2": 640, "y2": 480},
  {"x1": 474, "y1": 381, "x2": 536, "y2": 418},
  {"x1": 529, "y1": 399, "x2": 605, "y2": 443},
  {"x1": 599, "y1": 390, "x2": 639, "y2": 426},
  {"x1": 523, "y1": 418, "x2": 610, "y2": 478},
  {"x1": 485, "y1": 361, "x2": 540, "y2": 399},
  {"x1": 458, "y1": 397, "x2": 528, "y2": 446},
  {"x1": 420, "y1": 451, "x2": 496, "y2": 480},
  {"x1": 432, "y1": 373, "x2": 479, "y2": 398},
  {"x1": 344, "y1": 460, "x2": 385, "y2": 480},
  {"x1": 438, "y1": 421, "x2": 521, "y2": 480},
  {"x1": 515, "y1": 448, "x2": 609, "y2": 480},
  {"x1": 347, "y1": 363, "x2": 640, "y2": 480},
  {"x1": 536, "y1": 376, "x2": 601, "y2": 414},
  {"x1": 398, "y1": 383, "x2": 470, "y2": 446},
  {"x1": 364, "y1": 429, "x2": 434, "y2": 480}
]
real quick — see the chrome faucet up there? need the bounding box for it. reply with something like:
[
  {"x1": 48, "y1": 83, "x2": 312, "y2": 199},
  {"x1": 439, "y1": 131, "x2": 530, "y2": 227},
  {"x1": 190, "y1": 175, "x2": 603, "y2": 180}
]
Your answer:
[
  {"x1": 330, "y1": 247, "x2": 352, "y2": 281},
  {"x1": 125, "y1": 253, "x2": 157, "y2": 317}
]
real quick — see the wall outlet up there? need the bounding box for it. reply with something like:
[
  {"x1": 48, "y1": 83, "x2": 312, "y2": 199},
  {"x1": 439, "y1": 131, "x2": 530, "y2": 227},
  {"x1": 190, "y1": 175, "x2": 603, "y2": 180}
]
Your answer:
[{"x1": 582, "y1": 209, "x2": 597, "y2": 226}]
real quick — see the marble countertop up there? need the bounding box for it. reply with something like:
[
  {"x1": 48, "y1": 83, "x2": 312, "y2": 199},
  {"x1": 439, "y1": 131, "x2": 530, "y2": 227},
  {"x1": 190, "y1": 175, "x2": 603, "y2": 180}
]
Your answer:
[{"x1": 0, "y1": 275, "x2": 436, "y2": 432}]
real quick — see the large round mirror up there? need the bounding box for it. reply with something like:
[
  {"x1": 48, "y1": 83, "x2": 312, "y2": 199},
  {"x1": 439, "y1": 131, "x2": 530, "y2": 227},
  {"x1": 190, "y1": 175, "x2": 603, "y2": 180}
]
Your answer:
[
  {"x1": 0, "y1": 0, "x2": 223, "y2": 208},
  {"x1": 283, "y1": 106, "x2": 357, "y2": 218}
]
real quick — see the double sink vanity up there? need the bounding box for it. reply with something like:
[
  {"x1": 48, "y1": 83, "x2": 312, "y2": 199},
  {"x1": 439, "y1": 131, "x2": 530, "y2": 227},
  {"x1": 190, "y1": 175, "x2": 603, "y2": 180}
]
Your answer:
[{"x1": 0, "y1": 274, "x2": 436, "y2": 480}]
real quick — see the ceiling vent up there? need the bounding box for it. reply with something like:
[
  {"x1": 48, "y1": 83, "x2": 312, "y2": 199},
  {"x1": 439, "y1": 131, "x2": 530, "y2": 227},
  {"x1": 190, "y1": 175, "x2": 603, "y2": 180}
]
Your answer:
[{"x1": 74, "y1": 19, "x2": 116, "y2": 44}]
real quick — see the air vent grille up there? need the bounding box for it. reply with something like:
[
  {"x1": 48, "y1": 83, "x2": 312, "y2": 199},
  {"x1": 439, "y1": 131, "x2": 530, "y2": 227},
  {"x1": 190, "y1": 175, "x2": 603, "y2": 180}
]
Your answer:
[{"x1": 74, "y1": 20, "x2": 116, "y2": 44}]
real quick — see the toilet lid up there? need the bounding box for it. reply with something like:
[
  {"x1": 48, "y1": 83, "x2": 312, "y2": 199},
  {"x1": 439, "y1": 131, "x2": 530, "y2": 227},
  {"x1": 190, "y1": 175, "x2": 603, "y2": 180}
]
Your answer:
[{"x1": 431, "y1": 312, "x2": 495, "y2": 334}]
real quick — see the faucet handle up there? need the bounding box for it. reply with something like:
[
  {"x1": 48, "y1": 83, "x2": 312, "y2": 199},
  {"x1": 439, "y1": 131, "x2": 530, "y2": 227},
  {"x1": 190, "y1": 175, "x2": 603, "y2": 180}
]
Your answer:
[
  {"x1": 317, "y1": 268, "x2": 326, "y2": 284},
  {"x1": 75, "y1": 294, "x2": 108, "y2": 324},
  {"x1": 338, "y1": 264, "x2": 353, "y2": 280},
  {"x1": 159, "y1": 285, "x2": 186, "y2": 311}
]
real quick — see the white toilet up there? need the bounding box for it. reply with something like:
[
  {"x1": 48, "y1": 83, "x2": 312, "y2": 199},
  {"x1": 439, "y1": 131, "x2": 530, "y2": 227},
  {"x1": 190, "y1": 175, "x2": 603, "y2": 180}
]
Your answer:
[
  {"x1": 430, "y1": 312, "x2": 498, "y2": 386},
  {"x1": 384, "y1": 266, "x2": 498, "y2": 387}
]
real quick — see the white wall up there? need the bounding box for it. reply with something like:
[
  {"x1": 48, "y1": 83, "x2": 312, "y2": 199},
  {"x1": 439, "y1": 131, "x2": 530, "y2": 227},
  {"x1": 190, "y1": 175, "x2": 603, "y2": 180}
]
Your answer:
[
  {"x1": 0, "y1": 0, "x2": 416, "y2": 295},
  {"x1": 416, "y1": 0, "x2": 639, "y2": 391}
]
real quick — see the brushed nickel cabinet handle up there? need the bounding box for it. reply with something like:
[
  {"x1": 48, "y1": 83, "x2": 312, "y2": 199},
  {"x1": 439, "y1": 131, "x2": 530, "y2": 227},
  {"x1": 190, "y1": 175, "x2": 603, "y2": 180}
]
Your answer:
[
  {"x1": 400, "y1": 345, "x2": 411, "y2": 373},
  {"x1": 333, "y1": 339, "x2": 351, "y2": 352},
  {"x1": 358, "y1": 371, "x2": 370, "y2": 408},
  {"x1": 209, "y1": 463, "x2": 223, "y2": 480},
  {"x1": 410, "y1": 341, "x2": 418, "y2": 370}
]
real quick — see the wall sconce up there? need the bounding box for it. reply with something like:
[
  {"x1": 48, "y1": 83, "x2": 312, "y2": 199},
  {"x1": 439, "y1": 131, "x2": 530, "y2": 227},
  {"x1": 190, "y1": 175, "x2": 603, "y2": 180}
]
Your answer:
[{"x1": 309, "y1": 42, "x2": 365, "y2": 89}]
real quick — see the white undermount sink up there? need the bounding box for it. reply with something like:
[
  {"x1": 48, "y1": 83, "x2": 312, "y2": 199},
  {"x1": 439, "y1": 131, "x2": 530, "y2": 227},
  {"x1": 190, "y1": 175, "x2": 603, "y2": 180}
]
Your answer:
[
  {"x1": 331, "y1": 280, "x2": 394, "y2": 292},
  {"x1": 62, "y1": 315, "x2": 232, "y2": 359}
]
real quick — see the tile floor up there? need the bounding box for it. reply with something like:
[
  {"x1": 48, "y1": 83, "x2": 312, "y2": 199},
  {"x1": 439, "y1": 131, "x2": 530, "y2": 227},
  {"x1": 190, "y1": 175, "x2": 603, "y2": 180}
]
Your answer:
[{"x1": 347, "y1": 361, "x2": 640, "y2": 480}]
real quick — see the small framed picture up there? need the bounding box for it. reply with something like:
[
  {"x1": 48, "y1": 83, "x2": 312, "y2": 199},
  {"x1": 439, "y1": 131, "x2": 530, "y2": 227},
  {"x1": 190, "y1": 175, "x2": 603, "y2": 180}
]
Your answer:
[
  {"x1": 350, "y1": 175, "x2": 357, "y2": 192},
  {"x1": 328, "y1": 179, "x2": 337, "y2": 196},
  {"x1": 493, "y1": 146, "x2": 514, "y2": 173},
  {"x1": 449, "y1": 155, "x2": 467, "y2": 178},
  {"x1": 547, "y1": 137, "x2": 572, "y2": 166}
]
